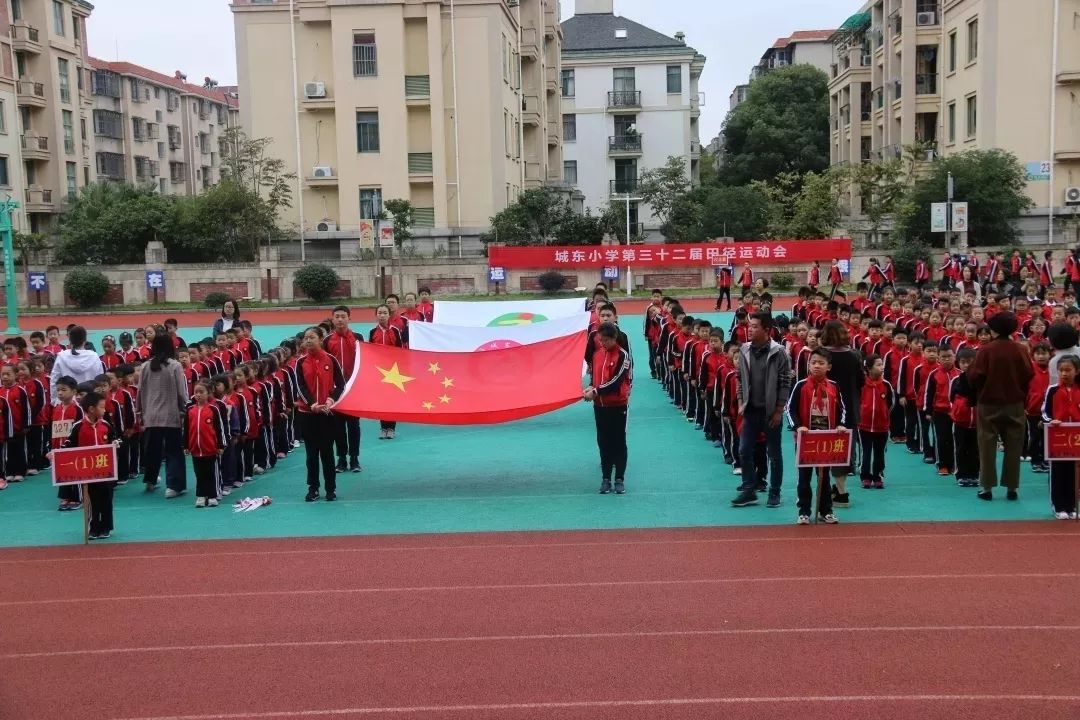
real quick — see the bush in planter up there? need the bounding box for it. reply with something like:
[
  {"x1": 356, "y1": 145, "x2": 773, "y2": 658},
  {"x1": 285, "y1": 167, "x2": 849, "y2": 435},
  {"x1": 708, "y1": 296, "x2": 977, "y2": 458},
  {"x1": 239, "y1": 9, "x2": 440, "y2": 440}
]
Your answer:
[
  {"x1": 203, "y1": 291, "x2": 230, "y2": 309},
  {"x1": 64, "y1": 268, "x2": 110, "y2": 308},
  {"x1": 770, "y1": 272, "x2": 794, "y2": 291},
  {"x1": 294, "y1": 263, "x2": 341, "y2": 302},
  {"x1": 536, "y1": 271, "x2": 567, "y2": 293}
]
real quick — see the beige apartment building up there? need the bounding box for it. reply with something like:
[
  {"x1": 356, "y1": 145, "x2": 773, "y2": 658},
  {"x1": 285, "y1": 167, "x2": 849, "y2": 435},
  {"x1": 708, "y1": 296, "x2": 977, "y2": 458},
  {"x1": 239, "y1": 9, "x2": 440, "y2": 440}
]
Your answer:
[
  {"x1": 87, "y1": 58, "x2": 239, "y2": 197},
  {"x1": 11, "y1": 0, "x2": 95, "y2": 233},
  {"x1": 231, "y1": 0, "x2": 562, "y2": 245},
  {"x1": 0, "y1": 0, "x2": 27, "y2": 230},
  {"x1": 829, "y1": 0, "x2": 1080, "y2": 243}
]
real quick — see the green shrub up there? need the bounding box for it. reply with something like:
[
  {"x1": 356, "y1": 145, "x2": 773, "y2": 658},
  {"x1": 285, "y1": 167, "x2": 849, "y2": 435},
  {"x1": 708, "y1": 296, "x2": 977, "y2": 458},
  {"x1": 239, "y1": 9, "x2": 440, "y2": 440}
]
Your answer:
[
  {"x1": 294, "y1": 263, "x2": 341, "y2": 302},
  {"x1": 536, "y1": 271, "x2": 567, "y2": 293},
  {"x1": 203, "y1": 291, "x2": 230, "y2": 309},
  {"x1": 889, "y1": 240, "x2": 931, "y2": 284},
  {"x1": 770, "y1": 272, "x2": 794, "y2": 291},
  {"x1": 64, "y1": 268, "x2": 110, "y2": 308}
]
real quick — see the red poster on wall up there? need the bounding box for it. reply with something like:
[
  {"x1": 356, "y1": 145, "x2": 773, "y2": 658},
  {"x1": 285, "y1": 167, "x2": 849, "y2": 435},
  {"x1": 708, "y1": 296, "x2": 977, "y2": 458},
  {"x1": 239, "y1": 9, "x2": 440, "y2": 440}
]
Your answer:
[
  {"x1": 1045, "y1": 423, "x2": 1080, "y2": 460},
  {"x1": 487, "y1": 239, "x2": 852, "y2": 269},
  {"x1": 795, "y1": 429, "x2": 853, "y2": 468}
]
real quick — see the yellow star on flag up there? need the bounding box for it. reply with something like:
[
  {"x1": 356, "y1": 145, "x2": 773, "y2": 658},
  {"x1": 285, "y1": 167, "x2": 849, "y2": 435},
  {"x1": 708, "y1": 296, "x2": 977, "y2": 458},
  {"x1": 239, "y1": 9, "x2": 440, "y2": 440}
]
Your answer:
[
  {"x1": 441, "y1": 377, "x2": 454, "y2": 389},
  {"x1": 377, "y1": 363, "x2": 415, "y2": 392},
  {"x1": 428, "y1": 362, "x2": 441, "y2": 375},
  {"x1": 422, "y1": 401, "x2": 434, "y2": 410},
  {"x1": 439, "y1": 394, "x2": 452, "y2": 404}
]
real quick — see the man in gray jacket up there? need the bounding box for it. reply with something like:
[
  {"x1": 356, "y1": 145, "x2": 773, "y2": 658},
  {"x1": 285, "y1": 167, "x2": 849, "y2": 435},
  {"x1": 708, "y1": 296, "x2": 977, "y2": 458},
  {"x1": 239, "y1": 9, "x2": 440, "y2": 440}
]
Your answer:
[{"x1": 732, "y1": 312, "x2": 792, "y2": 508}]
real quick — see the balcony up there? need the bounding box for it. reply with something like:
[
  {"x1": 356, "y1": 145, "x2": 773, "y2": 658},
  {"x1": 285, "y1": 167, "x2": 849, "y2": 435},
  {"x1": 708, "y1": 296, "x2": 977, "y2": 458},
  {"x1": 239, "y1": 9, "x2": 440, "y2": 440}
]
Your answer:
[
  {"x1": 860, "y1": 105, "x2": 872, "y2": 122},
  {"x1": 10, "y1": 23, "x2": 41, "y2": 54},
  {"x1": 691, "y1": 95, "x2": 701, "y2": 116},
  {"x1": 304, "y1": 171, "x2": 338, "y2": 187},
  {"x1": 20, "y1": 134, "x2": 49, "y2": 161},
  {"x1": 521, "y1": 27, "x2": 539, "y2": 61},
  {"x1": 404, "y1": 75, "x2": 430, "y2": 104},
  {"x1": 545, "y1": 64, "x2": 558, "y2": 94},
  {"x1": 607, "y1": 90, "x2": 641, "y2": 110},
  {"x1": 608, "y1": 134, "x2": 643, "y2": 156},
  {"x1": 24, "y1": 187, "x2": 54, "y2": 213},
  {"x1": 547, "y1": 119, "x2": 560, "y2": 146},
  {"x1": 690, "y1": 139, "x2": 701, "y2": 157},
  {"x1": 525, "y1": 161, "x2": 542, "y2": 182},
  {"x1": 610, "y1": 178, "x2": 639, "y2": 195},
  {"x1": 915, "y1": 73, "x2": 938, "y2": 95},
  {"x1": 522, "y1": 94, "x2": 541, "y2": 126},
  {"x1": 840, "y1": 103, "x2": 851, "y2": 126},
  {"x1": 408, "y1": 152, "x2": 433, "y2": 182},
  {"x1": 16, "y1": 80, "x2": 46, "y2": 108}
]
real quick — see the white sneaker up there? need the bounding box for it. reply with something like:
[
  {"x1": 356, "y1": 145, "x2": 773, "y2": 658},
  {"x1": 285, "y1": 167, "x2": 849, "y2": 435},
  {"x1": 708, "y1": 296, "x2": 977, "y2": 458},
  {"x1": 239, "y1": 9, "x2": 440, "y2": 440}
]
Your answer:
[
  {"x1": 11, "y1": 475, "x2": 23, "y2": 483},
  {"x1": 220, "y1": 486, "x2": 232, "y2": 496},
  {"x1": 291, "y1": 440, "x2": 300, "y2": 448},
  {"x1": 388, "y1": 429, "x2": 396, "y2": 439},
  {"x1": 733, "y1": 467, "x2": 742, "y2": 475},
  {"x1": 195, "y1": 497, "x2": 207, "y2": 508},
  {"x1": 243, "y1": 477, "x2": 252, "y2": 483},
  {"x1": 796, "y1": 515, "x2": 811, "y2": 525},
  {"x1": 165, "y1": 488, "x2": 181, "y2": 499},
  {"x1": 253, "y1": 465, "x2": 265, "y2": 475},
  {"x1": 1055, "y1": 511, "x2": 1071, "y2": 520},
  {"x1": 1071, "y1": 512, "x2": 1079, "y2": 520},
  {"x1": 26, "y1": 469, "x2": 39, "y2": 476},
  {"x1": 207, "y1": 498, "x2": 219, "y2": 507}
]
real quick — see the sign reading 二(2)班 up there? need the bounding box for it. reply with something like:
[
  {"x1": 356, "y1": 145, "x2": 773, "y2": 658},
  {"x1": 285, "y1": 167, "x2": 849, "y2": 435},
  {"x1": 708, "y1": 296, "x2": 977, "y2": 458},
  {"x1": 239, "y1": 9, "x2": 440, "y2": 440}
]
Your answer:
[
  {"x1": 1044, "y1": 423, "x2": 1080, "y2": 460},
  {"x1": 51, "y1": 445, "x2": 118, "y2": 486}
]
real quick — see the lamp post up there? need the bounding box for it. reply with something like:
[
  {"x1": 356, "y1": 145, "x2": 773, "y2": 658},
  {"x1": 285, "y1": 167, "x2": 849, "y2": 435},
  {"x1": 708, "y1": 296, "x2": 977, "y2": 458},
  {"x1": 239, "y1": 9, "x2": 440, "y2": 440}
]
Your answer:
[{"x1": 0, "y1": 198, "x2": 21, "y2": 334}]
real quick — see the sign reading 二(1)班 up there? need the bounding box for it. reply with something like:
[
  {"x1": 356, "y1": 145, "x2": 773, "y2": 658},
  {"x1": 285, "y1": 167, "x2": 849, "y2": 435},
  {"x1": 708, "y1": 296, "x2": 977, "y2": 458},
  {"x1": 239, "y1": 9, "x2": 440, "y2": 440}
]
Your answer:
[
  {"x1": 795, "y1": 429, "x2": 853, "y2": 468},
  {"x1": 51, "y1": 444, "x2": 118, "y2": 486},
  {"x1": 1044, "y1": 423, "x2": 1080, "y2": 460}
]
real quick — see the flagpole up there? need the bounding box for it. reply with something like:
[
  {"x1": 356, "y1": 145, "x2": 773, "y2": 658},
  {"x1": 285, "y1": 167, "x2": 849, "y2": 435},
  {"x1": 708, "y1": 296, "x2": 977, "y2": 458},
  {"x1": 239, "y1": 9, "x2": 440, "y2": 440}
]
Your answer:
[{"x1": 288, "y1": 0, "x2": 306, "y2": 263}]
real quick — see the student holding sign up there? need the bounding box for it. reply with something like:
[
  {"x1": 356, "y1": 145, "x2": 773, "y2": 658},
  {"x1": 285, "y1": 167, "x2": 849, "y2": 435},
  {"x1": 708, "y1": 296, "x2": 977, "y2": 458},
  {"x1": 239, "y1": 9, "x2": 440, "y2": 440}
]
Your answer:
[
  {"x1": 62, "y1": 392, "x2": 117, "y2": 540},
  {"x1": 786, "y1": 348, "x2": 846, "y2": 525},
  {"x1": 51, "y1": 376, "x2": 84, "y2": 511},
  {"x1": 1041, "y1": 355, "x2": 1080, "y2": 520}
]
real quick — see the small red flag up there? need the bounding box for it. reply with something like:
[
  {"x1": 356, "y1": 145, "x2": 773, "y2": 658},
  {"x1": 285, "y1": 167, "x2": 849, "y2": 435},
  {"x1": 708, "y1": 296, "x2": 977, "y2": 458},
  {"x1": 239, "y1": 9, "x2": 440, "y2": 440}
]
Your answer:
[{"x1": 334, "y1": 330, "x2": 588, "y2": 425}]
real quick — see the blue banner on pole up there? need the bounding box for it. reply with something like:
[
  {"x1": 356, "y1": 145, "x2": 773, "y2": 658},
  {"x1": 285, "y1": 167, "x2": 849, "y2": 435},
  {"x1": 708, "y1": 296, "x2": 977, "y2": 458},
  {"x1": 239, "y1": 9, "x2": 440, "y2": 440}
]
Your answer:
[
  {"x1": 27, "y1": 272, "x2": 46, "y2": 291},
  {"x1": 146, "y1": 270, "x2": 164, "y2": 289},
  {"x1": 602, "y1": 266, "x2": 619, "y2": 280}
]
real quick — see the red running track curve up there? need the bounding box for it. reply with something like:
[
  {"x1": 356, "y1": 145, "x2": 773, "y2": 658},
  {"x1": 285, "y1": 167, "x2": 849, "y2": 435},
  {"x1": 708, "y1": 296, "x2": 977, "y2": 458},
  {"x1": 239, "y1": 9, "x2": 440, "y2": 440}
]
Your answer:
[{"x1": 4, "y1": 521, "x2": 1075, "y2": 720}]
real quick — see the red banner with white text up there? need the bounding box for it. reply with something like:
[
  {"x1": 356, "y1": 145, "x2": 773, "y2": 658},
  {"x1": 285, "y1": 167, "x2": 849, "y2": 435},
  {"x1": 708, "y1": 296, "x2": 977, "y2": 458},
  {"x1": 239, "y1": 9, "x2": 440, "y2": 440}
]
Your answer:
[{"x1": 487, "y1": 239, "x2": 852, "y2": 269}]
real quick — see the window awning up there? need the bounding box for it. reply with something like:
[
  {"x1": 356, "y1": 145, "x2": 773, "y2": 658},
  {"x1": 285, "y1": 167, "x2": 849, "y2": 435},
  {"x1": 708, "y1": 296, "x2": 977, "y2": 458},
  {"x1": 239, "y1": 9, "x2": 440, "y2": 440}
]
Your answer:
[{"x1": 837, "y1": 11, "x2": 871, "y2": 32}]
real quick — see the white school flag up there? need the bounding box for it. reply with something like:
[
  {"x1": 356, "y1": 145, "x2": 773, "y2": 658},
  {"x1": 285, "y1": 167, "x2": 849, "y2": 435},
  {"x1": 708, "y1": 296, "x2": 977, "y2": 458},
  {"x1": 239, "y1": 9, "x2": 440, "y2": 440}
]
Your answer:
[
  {"x1": 432, "y1": 298, "x2": 587, "y2": 327},
  {"x1": 408, "y1": 313, "x2": 591, "y2": 352}
]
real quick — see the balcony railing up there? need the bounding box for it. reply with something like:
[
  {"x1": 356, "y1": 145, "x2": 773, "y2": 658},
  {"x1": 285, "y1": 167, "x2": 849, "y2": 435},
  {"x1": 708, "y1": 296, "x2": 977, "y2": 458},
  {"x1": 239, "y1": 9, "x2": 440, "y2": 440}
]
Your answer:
[
  {"x1": 20, "y1": 134, "x2": 48, "y2": 152},
  {"x1": 608, "y1": 134, "x2": 643, "y2": 153},
  {"x1": 915, "y1": 73, "x2": 938, "y2": 95},
  {"x1": 25, "y1": 187, "x2": 53, "y2": 206},
  {"x1": 610, "y1": 178, "x2": 639, "y2": 194},
  {"x1": 17, "y1": 80, "x2": 45, "y2": 98},
  {"x1": 607, "y1": 90, "x2": 641, "y2": 108},
  {"x1": 11, "y1": 24, "x2": 39, "y2": 43}
]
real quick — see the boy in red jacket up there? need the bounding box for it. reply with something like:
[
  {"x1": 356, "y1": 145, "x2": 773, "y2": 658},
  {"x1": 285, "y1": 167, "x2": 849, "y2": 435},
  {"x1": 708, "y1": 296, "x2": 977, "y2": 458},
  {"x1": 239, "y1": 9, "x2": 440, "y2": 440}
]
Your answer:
[
  {"x1": 912, "y1": 342, "x2": 938, "y2": 463},
  {"x1": 586, "y1": 323, "x2": 632, "y2": 495},
  {"x1": 698, "y1": 328, "x2": 726, "y2": 442},
  {"x1": 858, "y1": 354, "x2": 894, "y2": 489},
  {"x1": 951, "y1": 348, "x2": 980, "y2": 486},
  {"x1": 923, "y1": 345, "x2": 958, "y2": 475},
  {"x1": 898, "y1": 334, "x2": 926, "y2": 455},
  {"x1": 51, "y1": 376, "x2": 84, "y2": 509},
  {"x1": 184, "y1": 381, "x2": 227, "y2": 507},
  {"x1": 1026, "y1": 343, "x2": 1052, "y2": 473},
  {"x1": 786, "y1": 348, "x2": 845, "y2": 524},
  {"x1": 884, "y1": 329, "x2": 909, "y2": 444},
  {"x1": 62, "y1": 391, "x2": 116, "y2": 540},
  {"x1": 0, "y1": 364, "x2": 30, "y2": 482}
]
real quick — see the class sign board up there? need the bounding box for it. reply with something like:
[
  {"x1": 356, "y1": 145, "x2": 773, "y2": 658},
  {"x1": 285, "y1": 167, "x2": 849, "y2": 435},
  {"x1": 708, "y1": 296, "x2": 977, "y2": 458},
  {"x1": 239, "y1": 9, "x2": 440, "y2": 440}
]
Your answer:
[
  {"x1": 1044, "y1": 423, "x2": 1080, "y2": 460},
  {"x1": 795, "y1": 429, "x2": 853, "y2": 468},
  {"x1": 51, "y1": 445, "x2": 118, "y2": 486}
]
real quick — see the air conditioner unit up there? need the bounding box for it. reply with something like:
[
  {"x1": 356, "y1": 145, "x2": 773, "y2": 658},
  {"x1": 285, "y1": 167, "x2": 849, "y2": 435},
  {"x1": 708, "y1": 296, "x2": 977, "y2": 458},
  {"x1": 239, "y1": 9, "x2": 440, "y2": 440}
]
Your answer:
[
  {"x1": 316, "y1": 220, "x2": 337, "y2": 232},
  {"x1": 916, "y1": 11, "x2": 936, "y2": 26},
  {"x1": 312, "y1": 165, "x2": 333, "y2": 178},
  {"x1": 1066, "y1": 187, "x2": 1080, "y2": 207},
  {"x1": 304, "y1": 81, "x2": 326, "y2": 99}
]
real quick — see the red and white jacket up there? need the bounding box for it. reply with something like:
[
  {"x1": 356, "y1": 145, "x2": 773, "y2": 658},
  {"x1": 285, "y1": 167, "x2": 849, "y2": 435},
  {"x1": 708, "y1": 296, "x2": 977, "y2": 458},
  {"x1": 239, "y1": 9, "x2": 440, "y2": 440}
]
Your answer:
[
  {"x1": 590, "y1": 345, "x2": 632, "y2": 407},
  {"x1": 294, "y1": 349, "x2": 346, "y2": 414},
  {"x1": 1042, "y1": 382, "x2": 1080, "y2": 424},
  {"x1": 62, "y1": 416, "x2": 113, "y2": 449},
  {"x1": 785, "y1": 376, "x2": 846, "y2": 430},
  {"x1": 324, "y1": 329, "x2": 360, "y2": 379},
  {"x1": 922, "y1": 365, "x2": 959, "y2": 414},
  {"x1": 184, "y1": 401, "x2": 227, "y2": 458},
  {"x1": 50, "y1": 402, "x2": 84, "y2": 450},
  {"x1": 0, "y1": 383, "x2": 31, "y2": 435},
  {"x1": 858, "y1": 377, "x2": 894, "y2": 433}
]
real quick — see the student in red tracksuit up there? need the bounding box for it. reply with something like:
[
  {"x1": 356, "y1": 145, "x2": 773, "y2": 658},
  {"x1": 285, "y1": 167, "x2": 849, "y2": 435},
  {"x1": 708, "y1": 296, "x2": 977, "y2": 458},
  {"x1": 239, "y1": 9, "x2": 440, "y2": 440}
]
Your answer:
[
  {"x1": 184, "y1": 381, "x2": 227, "y2": 507},
  {"x1": 99, "y1": 336, "x2": 123, "y2": 371},
  {"x1": 63, "y1": 391, "x2": 116, "y2": 540},
  {"x1": 908, "y1": 339, "x2": 936, "y2": 459},
  {"x1": 296, "y1": 327, "x2": 346, "y2": 502},
  {"x1": 785, "y1": 348, "x2": 845, "y2": 524},
  {"x1": 883, "y1": 329, "x2": 909, "y2": 443},
  {"x1": 950, "y1": 348, "x2": 980, "y2": 487},
  {"x1": 418, "y1": 286, "x2": 435, "y2": 321},
  {"x1": 644, "y1": 298, "x2": 663, "y2": 379},
  {"x1": 715, "y1": 266, "x2": 733, "y2": 310},
  {"x1": 51, "y1": 376, "x2": 84, "y2": 509},
  {"x1": 923, "y1": 345, "x2": 959, "y2": 476},
  {"x1": 1026, "y1": 343, "x2": 1052, "y2": 473},
  {"x1": 858, "y1": 354, "x2": 894, "y2": 489},
  {"x1": 698, "y1": 329, "x2": 726, "y2": 443},
  {"x1": 1039, "y1": 251, "x2": 1054, "y2": 297},
  {"x1": 585, "y1": 323, "x2": 632, "y2": 495},
  {"x1": 17, "y1": 360, "x2": 46, "y2": 476},
  {"x1": 670, "y1": 316, "x2": 693, "y2": 411},
  {"x1": 1042, "y1": 355, "x2": 1080, "y2": 519},
  {"x1": 827, "y1": 258, "x2": 843, "y2": 298},
  {"x1": 807, "y1": 261, "x2": 820, "y2": 293},
  {"x1": 0, "y1": 364, "x2": 30, "y2": 482},
  {"x1": 233, "y1": 366, "x2": 260, "y2": 482},
  {"x1": 737, "y1": 263, "x2": 754, "y2": 294},
  {"x1": 369, "y1": 304, "x2": 406, "y2": 440},
  {"x1": 400, "y1": 292, "x2": 428, "y2": 323}
]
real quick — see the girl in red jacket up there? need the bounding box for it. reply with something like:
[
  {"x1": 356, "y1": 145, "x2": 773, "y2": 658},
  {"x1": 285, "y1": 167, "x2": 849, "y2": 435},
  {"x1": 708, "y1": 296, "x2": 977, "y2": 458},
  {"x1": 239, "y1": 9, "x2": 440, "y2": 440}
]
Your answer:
[
  {"x1": 233, "y1": 365, "x2": 260, "y2": 482},
  {"x1": 296, "y1": 327, "x2": 346, "y2": 501},
  {"x1": 18, "y1": 360, "x2": 46, "y2": 476},
  {"x1": 585, "y1": 323, "x2": 632, "y2": 495},
  {"x1": 1026, "y1": 343, "x2": 1052, "y2": 473},
  {"x1": 1042, "y1": 355, "x2": 1080, "y2": 519},
  {"x1": 950, "y1": 348, "x2": 980, "y2": 487},
  {"x1": 858, "y1": 354, "x2": 894, "y2": 489},
  {"x1": 184, "y1": 381, "x2": 227, "y2": 507},
  {"x1": 0, "y1": 364, "x2": 30, "y2": 482},
  {"x1": 369, "y1": 305, "x2": 406, "y2": 439}
]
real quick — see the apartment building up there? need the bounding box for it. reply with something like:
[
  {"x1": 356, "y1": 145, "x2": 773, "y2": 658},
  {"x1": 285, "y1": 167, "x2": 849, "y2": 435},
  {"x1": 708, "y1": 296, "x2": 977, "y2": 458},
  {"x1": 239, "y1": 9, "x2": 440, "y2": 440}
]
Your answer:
[
  {"x1": 0, "y1": 0, "x2": 26, "y2": 230},
  {"x1": 560, "y1": 0, "x2": 705, "y2": 240},
  {"x1": 87, "y1": 58, "x2": 239, "y2": 197},
  {"x1": 11, "y1": 0, "x2": 95, "y2": 232},
  {"x1": 751, "y1": 29, "x2": 835, "y2": 81},
  {"x1": 829, "y1": 0, "x2": 1080, "y2": 242},
  {"x1": 231, "y1": 0, "x2": 562, "y2": 244}
]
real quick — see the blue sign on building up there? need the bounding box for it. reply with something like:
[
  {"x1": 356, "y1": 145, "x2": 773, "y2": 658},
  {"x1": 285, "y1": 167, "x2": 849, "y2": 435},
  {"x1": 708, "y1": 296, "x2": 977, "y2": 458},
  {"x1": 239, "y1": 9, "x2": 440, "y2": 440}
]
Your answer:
[
  {"x1": 489, "y1": 266, "x2": 506, "y2": 283},
  {"x1": 27, "y1": 272, "x2": 47, "y2": 291},
  {"x1": 146, "y1": 270, "x2": 165, "y2": 289},
  {"x1": 602, "y1": 266, "x2": 619, "y2": 280}
]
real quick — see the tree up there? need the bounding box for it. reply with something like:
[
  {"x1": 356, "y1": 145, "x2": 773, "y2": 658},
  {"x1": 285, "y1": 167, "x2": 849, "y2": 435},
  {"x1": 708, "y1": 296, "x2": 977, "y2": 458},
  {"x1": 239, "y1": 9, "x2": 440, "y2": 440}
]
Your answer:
[
  {"x1": 893, "y1": 149, "x2": 1034, "y2": 247},
  {"x1": 219, "y1": 127, "x2": 295, "y2": 224},
  {"x1": 55, "y1": 183, "x2": 177, "y2": 265},
  {"x1": 638, "y1": 156, "x2": 691, "y2": 238},
  {"x1": 382, "y1": 198, "x2": 416, "y2": 248},
  {"x1": 698, "y1": 149, "x2": 719, "y2": 187},
  {"x1": 837, "y1": 142, "x2": 932, "y2": 244},
  {"x1": 694, "y1": 185, "x2": 771, "y2": 240},
  {"x1": 754, "y1": 170, "x2": 842, "y2": 239},
  {"x1": 554, "y1": 209, "x2": 610, "y2": 246},
  {"x1": 12, "y1": 231, "x2": 49, "y2": 275},
  {"x1": 486, "y1": 188, "x2": 568, "y2": 245},
  {"x1": 170, "y1": 180, "x2": 276, "y2": 263},
  {"x1": 717, "y1": 65, "x2": 830, "y2": 186}
]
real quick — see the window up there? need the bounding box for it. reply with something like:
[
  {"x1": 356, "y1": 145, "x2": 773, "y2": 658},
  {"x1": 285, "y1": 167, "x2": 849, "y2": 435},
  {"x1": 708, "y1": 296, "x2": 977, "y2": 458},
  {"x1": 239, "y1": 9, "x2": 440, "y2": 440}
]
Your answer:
[
  {"x1": 66, "y1": 162, "x2": 76, "y2": 201},
  {"x1": 52, "y1": 0, "x2": 64, "y2": 36},
  {"x1": 73, "y1": 15, "x2": 79, "y2": 42},
  {"x1": 948, "y1": 31, "x2": 956, "y2": 73},
  {"x1": 947, "y1": 101, "x2": 956, "y2": 143},
  {"x1": 359, "y1": 188, "x2": 382, "y2": 219},
  {"x1": 57, "y1": 58, "x2": 70, "y2": 103},
  {"x1": 966, "y1": 94, "x2": 977, "y2": 138},
  {"x1": 80, "y1": 117, "x2": 86, "y2": 140},
  {"x1": 156, "y1": 109, "x2": 163, "y2": 123},
  {"x1": 561, "y1": 69, "x2": 575, "y2": 97},
  {"x1": 93, "y1": 109, "x2": 123, "y2": 138},
  {"x1": 355, "y1": 111, "x2": 379, "y2": 152},
  {"x1": 15, "y1": 53, "x2": 25, "y2": 79},
  {"x1": 562, "y1": 113, "x2": 576, "y2": 142},
  {"x1": 967, "y1": 18, "x2": 978, "y2": 62},
  {"x1": 0, "y1": 100, "x2": 5, "y2": 133},
  {"x1": 613, "y1": 67, "x2": 636, "y2": 91},
  {"x1": 96, "y1": 151, "x2": 125, "y2": 179},
  {"x1": 154, "y1": 87, "x2": 160, "y2": 99},
  {"x1": 62, "y1": 110, "x2": 73, "y2": 154},
  {"x1": 352, "y1": 33, "x2": 377, "y2": 76},
  {"x1": 20, "y1": 107, "x2": 29, "y2": 134},
  {"x1": 92, "y1": 70, "x2": 121, "y2": 98},
  {"x1": 666, "y1": 65, "x2": 682, "y2": 93},
  {"x1": 158, "y1": 141, "x2": 165, "y2": 159},
  {"x1": 563, "y1": 160, "x2": 577, "y2": 185},
  {"x1": 0, "y1": 156, "x2": 8, "y2": 186},
  {"x1": 11, "y1": 0, "x2": 20, "y2": 21}
]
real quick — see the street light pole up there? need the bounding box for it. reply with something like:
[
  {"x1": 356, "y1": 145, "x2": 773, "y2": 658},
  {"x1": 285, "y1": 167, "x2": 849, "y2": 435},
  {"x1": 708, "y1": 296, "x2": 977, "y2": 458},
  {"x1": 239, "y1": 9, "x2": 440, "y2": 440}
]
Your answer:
[
  {"x1": 946, "y1": 171, "x2": 954, "y2": 253},
  {"x1": 0, "y1": 198, "x2": 21, "y2": 333}
]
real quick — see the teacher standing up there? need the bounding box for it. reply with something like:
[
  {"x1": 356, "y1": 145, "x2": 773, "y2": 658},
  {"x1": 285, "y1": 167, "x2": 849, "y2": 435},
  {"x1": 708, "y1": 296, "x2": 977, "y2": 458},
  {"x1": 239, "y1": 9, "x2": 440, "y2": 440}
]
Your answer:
[
  {"x1": 49, "y1": 325, "x2": 105, "y2": 400},
  {"x1": 967, "y1": 312, "x2": 1033, "y2": 501},
  {"x1": 138, "y1": 334, "x2": 190, "y2": 497},
  {"x1": 212, "y1": 298, "x2": 240, "y2": 337}
]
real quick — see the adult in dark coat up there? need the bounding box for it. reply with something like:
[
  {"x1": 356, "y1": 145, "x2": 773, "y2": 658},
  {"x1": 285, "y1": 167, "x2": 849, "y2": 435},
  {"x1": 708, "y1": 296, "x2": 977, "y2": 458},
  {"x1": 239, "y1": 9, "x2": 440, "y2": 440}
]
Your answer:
[{"x1": 820, "y1": 320, "x2": 865, "y2": 506}]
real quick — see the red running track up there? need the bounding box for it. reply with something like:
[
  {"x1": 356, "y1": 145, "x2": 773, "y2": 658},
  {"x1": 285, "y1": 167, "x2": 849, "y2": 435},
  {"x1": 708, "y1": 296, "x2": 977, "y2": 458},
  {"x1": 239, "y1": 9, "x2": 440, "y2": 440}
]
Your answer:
[{"x1": 5, "y1": 522, "x2": 1076, "y2": 720}]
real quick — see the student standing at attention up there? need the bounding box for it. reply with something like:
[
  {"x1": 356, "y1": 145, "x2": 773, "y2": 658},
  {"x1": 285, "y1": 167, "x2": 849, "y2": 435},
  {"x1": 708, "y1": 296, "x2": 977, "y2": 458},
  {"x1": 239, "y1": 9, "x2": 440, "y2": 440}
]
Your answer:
[
  {"x1": 785, "y1": 348, "x2": 844, "y2": 525},
  {"x1": 63, "y1": 391, "x2": 117, "y2": 540},
  {"x1": 585, "y1": 323, "x2": 632, "y2": 495},
  {"x1": 1042, "y1": 355, "x2": 1080, "y2": 519},
  {"x1": 296, "y1": 327, "x2": 346, "y2": 502}
]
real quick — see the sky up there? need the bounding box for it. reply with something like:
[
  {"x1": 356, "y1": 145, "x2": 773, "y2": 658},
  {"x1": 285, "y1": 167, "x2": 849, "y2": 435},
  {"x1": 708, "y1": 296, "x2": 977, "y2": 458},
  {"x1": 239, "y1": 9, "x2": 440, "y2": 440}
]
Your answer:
[{"x1": 86, "y1": 0, "x2": 856, "y2": 140}]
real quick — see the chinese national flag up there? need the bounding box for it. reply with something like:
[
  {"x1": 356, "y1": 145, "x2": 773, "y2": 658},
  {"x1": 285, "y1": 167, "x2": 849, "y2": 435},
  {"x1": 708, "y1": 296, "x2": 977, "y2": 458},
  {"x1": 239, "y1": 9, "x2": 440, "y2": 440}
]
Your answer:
[{"x1": 334, "y1": 330, "x2": 588, "y2": 425}]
